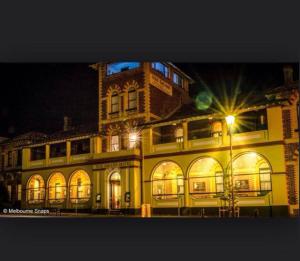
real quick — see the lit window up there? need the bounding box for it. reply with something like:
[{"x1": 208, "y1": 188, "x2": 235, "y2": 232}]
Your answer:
[
  {"x1": 215, "y1": 172, "x2": 224, "y2": 193},
  {"x1": 128, "y1": 87, "x2": 137, "y2": 110},
  {"x1": 111, "y1": 92, "x2": 119, "y2": 113},
  {"x1": 175, "y1": 127, "x2": 184, "y2": 143},
  {"x1": 17, "y1": 184, "x2": 22, "y2": 201},
  {"x1": 109, "y1": 172, "x2": 121, "y2": 209},
  {"x1": 173, "y1": 72, "x2": 183, "y2": 87},
  {"x1": 151, "y1": 62, "x2": 169, "y2": 78},
  {"x1": 107, "y1": 62, "x2": 140, "y2": 76},
  {"x1": 69, "y1": 170, "x2": 91, "y2": 203},
  {"x1": 211, "y1": 121, "x2": 223, "y2": 137},
  {"x1": 152, "y1": 161, "x2": 184, "y2": 200},
  {"x1": 48, "y1": 172, "x2": 66, "y2": 203},
  {"x1": 129, "y1": 132, "x2": 138, "y2": 149},
  {"x1": 27, "y1": 175, "x2": 45, "y2": 204},
  {"x1": 232, "y1": 152, "x2": 272, "y2": 196},
  {"x1": 188, "y1": 157, "x2": 223, "y2": 198},
  {"x1": 111, "y1": 135, "x2": 119, "y2": 151}
]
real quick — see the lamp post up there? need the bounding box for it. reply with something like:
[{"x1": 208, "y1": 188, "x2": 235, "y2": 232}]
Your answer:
[{"x1": 225, "y1": 115, "x2": 235, "y2": 218}]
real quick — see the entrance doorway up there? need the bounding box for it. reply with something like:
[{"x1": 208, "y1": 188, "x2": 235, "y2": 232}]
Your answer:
[{"x1": 109, "y1": 172, "x2": 121, "y2": 210}]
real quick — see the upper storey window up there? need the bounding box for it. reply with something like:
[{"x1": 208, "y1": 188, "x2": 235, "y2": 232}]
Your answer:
[
  {"x1": 31, "y1": 146, "x2": 46, "y2": 161},
  {"x1": 111, "y1": 91, "x2": 119, "y2": 113},
  {"x1": 106, "y1": 62, "x2": 140, "y2": 76},
  {"x1": 151, "y1": 62, "x2": 169, "y2": 78},
  {"x1": 173, "y1": 72, "x2": 183, "y2": 87},
  {"x1": 128, "y1": 87, "x2": 137, "y2": 110}
]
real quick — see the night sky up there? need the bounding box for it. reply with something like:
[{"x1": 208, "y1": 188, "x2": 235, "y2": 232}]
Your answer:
[{"x1": 0, "y1": 63, "x2": 298, "y2": 138}]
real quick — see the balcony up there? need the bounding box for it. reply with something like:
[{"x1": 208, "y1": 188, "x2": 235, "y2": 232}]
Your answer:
[
  {"x1": 232, "y1": 130, "x2": 269, "y2": 145},
  {"x1": 93, "y1": 148, "x2": 141, "y2": 162}
]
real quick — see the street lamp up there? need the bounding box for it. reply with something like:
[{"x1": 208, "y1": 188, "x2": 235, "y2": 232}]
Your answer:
[{"x1": 225, "y1": 114, "x2": 235, "y2": 217}]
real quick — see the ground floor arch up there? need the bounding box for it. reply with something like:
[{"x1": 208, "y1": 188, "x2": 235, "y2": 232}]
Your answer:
[
  {"x1": 108, "y1": 171, "x2": 121, "y2": 210},
  {"x1": 151, "y1": 161, "x2": 184, "y2": 200},
  {"x1": 188, "y1": 157, "x2": 224, "y2": 198},
  {"x1": 231, "y1": 152, "x2": 272, "y2": 196},
  {"x1": 47, "y1": 172, "x2": 66, "y2": 204},
  {"x1": 26, "y1": 174, "x2": 45, "y2": 204},
  {"x1": 69, "y1": 169, "x2": 91, "y2": 203}
]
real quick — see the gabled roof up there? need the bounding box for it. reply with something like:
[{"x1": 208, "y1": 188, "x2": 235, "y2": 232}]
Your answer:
[{"x1": 28, "y1": 123, "x2": 98, "y2": 146}]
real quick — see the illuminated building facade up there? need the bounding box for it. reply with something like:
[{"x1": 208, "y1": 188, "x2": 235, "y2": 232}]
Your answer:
[{"x1": 0, "y1": 62, "x2": 298, "y2": 217}]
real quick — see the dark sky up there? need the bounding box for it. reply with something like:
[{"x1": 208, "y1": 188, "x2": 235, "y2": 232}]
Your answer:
[{"x1": 0, "y1": 63, "x2": 298, "y2": 137}]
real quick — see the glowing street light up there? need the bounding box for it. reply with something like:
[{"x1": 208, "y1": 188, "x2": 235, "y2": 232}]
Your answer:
[
  {"x1": 225, "y1": 115, "x2": 235, "y2": 126},
  {"x1": 226, "y1": 114, "x2": 236, "y2": 218}
]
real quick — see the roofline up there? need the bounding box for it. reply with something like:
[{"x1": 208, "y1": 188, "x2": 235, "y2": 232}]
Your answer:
[
  {"x1": 25, "y1": 132, "x2": 99, "y2": 148},
  {"x1": 141, "y1": 102, "x2": 282, "y2": 128},
  {"x1": 89, "y1": 62, "x2": 195, "y2": 83},
  {"x1": 166, "y1": 62, "x2": 194, "y2": 83}
]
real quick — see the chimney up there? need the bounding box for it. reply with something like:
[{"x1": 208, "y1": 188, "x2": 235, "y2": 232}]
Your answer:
[
  {"x1": 63, "y1": 116, "x2": 72, "y2": 131},
  {"x1": 283, "y1": 65, "x2": 294, "y2": 84}
]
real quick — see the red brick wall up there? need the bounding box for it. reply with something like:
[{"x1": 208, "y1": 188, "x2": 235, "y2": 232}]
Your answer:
[
  {"x1": 150, "y1": 85, "x2": 182, "y2": 118},
  {"x1": 102, "y1": 71, "x2": 145, "y2": 96},
  {"x1": 282, "y1": 110, "x2": 292, "y2": 139},
  {"x1": 138, "y1": 91, "x2": 145, "y2": 113},
  {"x1": 102, "y1": 100, "x2": 107, "y2": 120},
  {"x1": 286, "y1": 165, "x2": 297, "y2": 205}
]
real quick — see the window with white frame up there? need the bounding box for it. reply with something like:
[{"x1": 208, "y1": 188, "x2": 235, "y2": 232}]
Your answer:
[
  {"x1": 129, "y1": 132, "x2": 138, "y2": 149},
  {"x1": 111, "y1": 135, "x2": 120, "y2": 151}
]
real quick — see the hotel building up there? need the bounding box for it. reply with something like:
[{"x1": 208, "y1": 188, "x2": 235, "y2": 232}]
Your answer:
[{"x1": 0, "y1": 62, "x2": 299, "y2": 217}]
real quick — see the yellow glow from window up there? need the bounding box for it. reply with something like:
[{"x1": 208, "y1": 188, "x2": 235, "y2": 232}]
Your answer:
[
  {"x1": 152, "y1": 161, "x2": 183, "y2": 199},
  {"x1": 48, "y1": 172, "x2": 66, "y2": 203},
  {"x1": 69, "y1": 170, "x2": 91, "y2": 203},
  {"x1": 232, "y1": 152, "x2": 271, "y2": 195},
  {"x1": 27, "y1": 175, "x2": 45, "y2": 203},
  {"x1": 188, "y1": 157, "x2": 223, "y2": 196},
  {"x1": 129, "y1": 132, "x2": 139, "y2": 148}
]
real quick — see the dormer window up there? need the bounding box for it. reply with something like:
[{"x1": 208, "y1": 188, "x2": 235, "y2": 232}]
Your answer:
[
  {"x1": 111, "y1": 91, "x2": 119, "y2": 113},
  {"x1": 106, "y1": 62, "x2": 140, "y2": 76},
  {"x1": 151, "y1": 62, "x2": 169, "y2": 78}
]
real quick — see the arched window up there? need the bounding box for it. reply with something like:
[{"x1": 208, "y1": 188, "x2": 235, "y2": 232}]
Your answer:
[
  {"x1": 69, "y1": 170, "x2": 91, "y2": 203},
  {"x1": 232, "y1": 152, "x2": 272, "y2": 196},
  {"x1": 27, "y1": 175, "x2": 45, "y2": 204},
  {"x1": 109, "y1": 172, "x2": 121, "y2": 209},
  {"x1": 48, "y1": 172, "x2": 66, "y2": 203},
  {"x1": 128, "y1": 87, "x2": 137, "y2": 110},
  {"x1": 188, "y1": 157, "x2": 223, "y2": 198},
  {"x1": 152, "y1": 161, "x2": 184, "y2": 200},
  {"x1": 111, "y1": 91, "x2": 119, "y2": 113}
]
